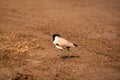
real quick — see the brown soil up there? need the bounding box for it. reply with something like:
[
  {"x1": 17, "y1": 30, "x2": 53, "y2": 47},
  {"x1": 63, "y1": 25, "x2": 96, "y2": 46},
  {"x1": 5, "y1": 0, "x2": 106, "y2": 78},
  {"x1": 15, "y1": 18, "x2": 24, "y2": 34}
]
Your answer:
[{"x1": 0, "y1": 0, "x2": 120, "y2": 80}]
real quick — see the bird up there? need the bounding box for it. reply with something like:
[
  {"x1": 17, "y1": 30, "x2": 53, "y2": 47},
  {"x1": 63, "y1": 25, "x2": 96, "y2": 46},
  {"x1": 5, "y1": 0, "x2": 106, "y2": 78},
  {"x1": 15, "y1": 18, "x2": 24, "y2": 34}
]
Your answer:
[{"x1": 52, "y1": 34, "x2": 78, "y2": 54}]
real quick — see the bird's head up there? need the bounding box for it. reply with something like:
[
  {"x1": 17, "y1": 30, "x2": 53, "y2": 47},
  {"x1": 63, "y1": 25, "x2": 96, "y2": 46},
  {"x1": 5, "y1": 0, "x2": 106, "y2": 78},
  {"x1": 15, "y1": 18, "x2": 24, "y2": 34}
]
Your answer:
[{"x1": 52, "y1": 34, "x2": 61, "y2": 41}]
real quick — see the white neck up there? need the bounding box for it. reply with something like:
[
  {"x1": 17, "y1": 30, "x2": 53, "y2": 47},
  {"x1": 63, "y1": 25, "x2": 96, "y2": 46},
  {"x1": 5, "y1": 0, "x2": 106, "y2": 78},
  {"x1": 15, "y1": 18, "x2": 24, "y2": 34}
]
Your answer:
[
  {"x1": 53, "y1": 36, "x2": 60, "y2": 44},
  {"x1": 55, "y1": 36, "x2": 60, "y2": 40}
]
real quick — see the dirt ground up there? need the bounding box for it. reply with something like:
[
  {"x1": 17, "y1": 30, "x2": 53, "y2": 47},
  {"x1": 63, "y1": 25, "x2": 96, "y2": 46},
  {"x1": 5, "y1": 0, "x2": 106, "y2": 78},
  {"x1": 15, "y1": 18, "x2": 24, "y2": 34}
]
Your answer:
[{"x1": 0, "y1": 0, "x2": 120, "y2": 80}]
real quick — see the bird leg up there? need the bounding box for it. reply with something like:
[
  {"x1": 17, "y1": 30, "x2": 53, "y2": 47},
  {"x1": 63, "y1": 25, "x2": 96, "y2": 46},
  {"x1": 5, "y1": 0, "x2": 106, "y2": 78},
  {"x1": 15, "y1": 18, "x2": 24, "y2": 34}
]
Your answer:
[
  {"x1": 66, "y1": 47, "x2": 71, "y2": 57},
  {"x1": 66, "y1": 46, "x2": 70, "y2": 52}
]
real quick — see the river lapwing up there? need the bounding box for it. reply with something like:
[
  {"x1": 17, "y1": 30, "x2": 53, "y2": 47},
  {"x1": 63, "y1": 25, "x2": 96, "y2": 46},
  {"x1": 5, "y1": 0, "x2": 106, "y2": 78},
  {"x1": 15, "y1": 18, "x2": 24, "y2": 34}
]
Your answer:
[{"x1": 52, "y1": 34, "x2": 78, "y2": 56}]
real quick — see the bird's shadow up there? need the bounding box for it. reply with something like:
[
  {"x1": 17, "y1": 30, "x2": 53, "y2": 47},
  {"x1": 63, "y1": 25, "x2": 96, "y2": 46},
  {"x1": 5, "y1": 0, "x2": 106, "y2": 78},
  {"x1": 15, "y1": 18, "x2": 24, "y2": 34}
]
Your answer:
[{"x1": 60, "y1": 55, "x2": 80, "y2": 59}]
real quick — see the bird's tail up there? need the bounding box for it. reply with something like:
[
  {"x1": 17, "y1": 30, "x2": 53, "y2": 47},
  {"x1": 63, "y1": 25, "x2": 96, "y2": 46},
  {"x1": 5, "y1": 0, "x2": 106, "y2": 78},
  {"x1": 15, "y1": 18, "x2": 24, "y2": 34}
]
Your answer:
[{"x1": 73, "y1": 44, "x2": 78, "y2": 47}]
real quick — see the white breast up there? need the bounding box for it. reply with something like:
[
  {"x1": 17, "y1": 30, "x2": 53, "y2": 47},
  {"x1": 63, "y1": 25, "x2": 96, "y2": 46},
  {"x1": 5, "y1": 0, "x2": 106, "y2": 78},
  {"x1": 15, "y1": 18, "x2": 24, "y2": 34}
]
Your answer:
[{"x1": 55, "y1": 45, "x2": 63, "y2": 50}]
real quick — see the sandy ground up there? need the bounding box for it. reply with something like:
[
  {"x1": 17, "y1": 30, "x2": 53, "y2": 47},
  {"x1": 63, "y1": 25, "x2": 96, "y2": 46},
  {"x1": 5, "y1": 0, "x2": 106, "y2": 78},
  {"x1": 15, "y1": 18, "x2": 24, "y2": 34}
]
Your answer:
[{"x1": 0, "y1": 0, "x2": 120, "y2": 80}]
